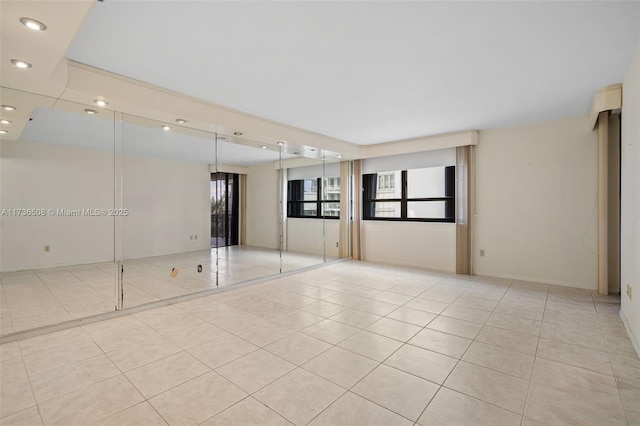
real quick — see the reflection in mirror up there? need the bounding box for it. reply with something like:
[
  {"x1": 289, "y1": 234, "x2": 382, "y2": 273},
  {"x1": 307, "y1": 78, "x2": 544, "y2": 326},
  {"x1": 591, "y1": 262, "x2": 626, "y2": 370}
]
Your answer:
[
  {"x1": 0, "y1": 88, "x2": 117, "y2": 335},
  {"x1": 0, "y1": 87, "x2": 352, "y2": 337}
]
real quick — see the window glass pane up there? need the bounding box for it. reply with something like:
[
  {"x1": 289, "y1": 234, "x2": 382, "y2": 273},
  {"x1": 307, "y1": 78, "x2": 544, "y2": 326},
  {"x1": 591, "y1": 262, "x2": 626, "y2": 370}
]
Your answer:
[
  {"x1": 366, "y1": 201, "x2": 401, "y2": 218},
  {"x1": 302, "y1": 202, "x2": 317, "y2": 216},
  {"x1": 323, "y1": 202, "x2": 340, "y2": 217},
  {"x1": 407, "y1": 201, "x2": 447, "y2": 219},
  {"x1": 303, "y1": 179, "x2": 317, "y2": 201},
  {"x1": 323, "y1": 176, "x2": 340, "y2": 201},
  {"x1": 374, "y1": 171, "x2": 401, "y2": 199},
  {"x1": 407, "y1": 167, "x2": 446, "y2": 198}
]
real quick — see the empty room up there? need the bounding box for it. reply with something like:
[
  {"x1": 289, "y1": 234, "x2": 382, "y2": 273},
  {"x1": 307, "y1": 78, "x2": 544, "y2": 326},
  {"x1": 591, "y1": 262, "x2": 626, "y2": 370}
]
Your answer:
[{"x1": 0, "y1": 1, "x2": 639, "y2": 425}]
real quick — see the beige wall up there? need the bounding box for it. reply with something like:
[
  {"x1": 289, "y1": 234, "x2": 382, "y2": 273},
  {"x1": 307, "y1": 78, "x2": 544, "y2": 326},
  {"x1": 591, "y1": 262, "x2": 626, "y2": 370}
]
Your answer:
[
  {"x1": 474, "y1": 115, "x2": 598, "y2": 288},
  {"x1": 286, "y1": 218, "x2": 340, "y2": 258},
  {"x1": 621, "y1": 49, "x2": 640, "y2": 355},
  {"x1": 362, "y1": 221, "x2": 456, "y2": 272},
  {"x1": 245, "y1": 162, "x2": 280, "y2": 249},
  {"x1": 0, "y1": 140, "x2": 210, "y2": 272}
]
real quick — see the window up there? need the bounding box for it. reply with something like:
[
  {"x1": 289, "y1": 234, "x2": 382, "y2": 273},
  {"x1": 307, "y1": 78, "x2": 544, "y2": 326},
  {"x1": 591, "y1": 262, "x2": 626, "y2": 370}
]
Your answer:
[
  {"x1": 288, "y1": 177, "x2": 340, "y2": 218},
  {"x1": 363, "y1": 166, "x2": 454, "y2": 222}
]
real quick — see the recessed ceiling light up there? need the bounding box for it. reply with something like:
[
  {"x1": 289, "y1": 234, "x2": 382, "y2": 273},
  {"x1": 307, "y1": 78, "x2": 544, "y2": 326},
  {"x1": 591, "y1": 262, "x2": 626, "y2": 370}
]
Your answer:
[
  {"x1": 11, "y1": 59, "x2": 32, "y2": 69},
  {"x1": 0, "y1": 119, "x2": 11, "y2": 125},
  {"x1": 337, "y1": 155, "x2": 343, "y2": 158},
  {"x1": 176, "y1": 119, "x2": 186, "y2": 124},
  {"x1": 162, "y1": 125, "x2": 171, "y2": 131},
  {"x1": 1, "y1": 105, "x2": 16, "y2": 111},
  {"x1": 0, "y1": 130, "x2": 8, "y2": 135},
  {"x1": 233, "y1": 132, "x2": 243, "y2": 136},
  {"x1": 309, "y1": 148, "x2": 316, "y2": 152},
  {"x1": 261, "y1": 145, "x2": 267, "y2": 149},
  {"x1": 84, "y1": 109, "x2": 97, "y2": 115},
  {"x1": 277, "y1": 141, "x2": 284, "y2": 146},
  {"x1": 20, "y1": 17, "x2": 46, "y2": 31},
  {"x1": 94, "y1": 99, "x2": 108, "y2": 107}
]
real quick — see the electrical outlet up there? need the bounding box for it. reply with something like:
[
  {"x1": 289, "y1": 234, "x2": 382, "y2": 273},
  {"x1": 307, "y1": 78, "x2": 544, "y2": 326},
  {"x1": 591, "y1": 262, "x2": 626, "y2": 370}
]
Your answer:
[
  {"x1": 44, "y1": 245, "x2": 50, "y2": 252},
  {"x1": 336, "y1": 242, "x2": 339, "y2": 247},
  {"x1": 627, "y1": 284, "x2": 632, "y2": 300},
  {"x1": 190, "y1": 235, "x2": 193, "y2": 240},
  {"x1": 194, "y1": 235, "x2": 197, "y2": 240},
  {"x1": 479, "y1": 249, "x2": 485, "y2": 257}
]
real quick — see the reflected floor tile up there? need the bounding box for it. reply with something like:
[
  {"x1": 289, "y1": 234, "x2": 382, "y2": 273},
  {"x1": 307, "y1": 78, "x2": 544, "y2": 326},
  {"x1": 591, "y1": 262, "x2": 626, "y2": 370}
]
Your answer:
[
  {"x1": 418, "y1": 387, "x2": 522, "y2": 426},
  {"x1": 202, "y1": 397, "x2": 293, "y2": 426},
  {"x1": 444, "y1": 361, "x2": 529, "y2": 413},
  {"x1": 303, "y1": 346, "x2": 378, "y2": 389},
  {"x1": 308, "y1": 392, "x2": 412, "y2": 426},
  {"x1": 254, "y1": 368, "x2": 345, "y2": 426},
  {"x1": 352, "y1": 364, "x2": 439, "y2": 421}
]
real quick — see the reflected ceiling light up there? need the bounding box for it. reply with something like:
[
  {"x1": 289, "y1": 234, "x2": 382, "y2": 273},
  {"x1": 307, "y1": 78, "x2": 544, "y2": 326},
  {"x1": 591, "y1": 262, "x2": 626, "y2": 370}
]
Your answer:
[
  {"x1": 0, "y1": 119, "x2": 11, "y2": 125},
  {"x1": 20, "y1": 17, "x2": 46, "y2": 31},
  {"x1": 1, "y1": 105, "x2": 16, "y2": 111},
  {"x1": 162, "y1": 125, "x2": 171, "y2": 131},
  {"x1": 84, "y1": 109, "x2": 97, "y2": 115},
  {"x1": 277, "y1": 141, "x2": 284, "y2": 146},
  {"x1": 233, "y1": 132, "x2": 242, "y2": 136},
  {"x1": 261, "y1": 145, "x2": 267, "y2": 149},
  {"x1": 176, "y1": 119, "x2": 186, "y2": 124},
  {"x1": 337, "y1": 154, "x2": 343, "y2": 158},
  {"x1": 309, "y1": 148, "x2": 316, "y2": 152},
  {"x1": 11, "y1": 59, "x2": 32, "y2": 69},
  {"x1": 94, "y1": 99, "x2": 108, "y2": 107},
  {"x1": 0, "y1": 130, "x2": 8, "y2": 135}
]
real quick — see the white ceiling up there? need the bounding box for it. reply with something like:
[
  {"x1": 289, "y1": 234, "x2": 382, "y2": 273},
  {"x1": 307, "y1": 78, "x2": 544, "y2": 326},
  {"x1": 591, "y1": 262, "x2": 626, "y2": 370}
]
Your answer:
[
  {"x1": 20, "y1": 107, "x2": 289, "y2": 166},
  {"x1": 66, "y1": 1, "x2": 640, "y2": 145}
]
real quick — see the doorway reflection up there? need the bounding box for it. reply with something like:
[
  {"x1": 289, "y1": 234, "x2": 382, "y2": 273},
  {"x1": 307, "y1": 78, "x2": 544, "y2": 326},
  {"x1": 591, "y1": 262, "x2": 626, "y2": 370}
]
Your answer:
[{"x1": 210, "y1": 172, "x2": 239, "y2": 248}]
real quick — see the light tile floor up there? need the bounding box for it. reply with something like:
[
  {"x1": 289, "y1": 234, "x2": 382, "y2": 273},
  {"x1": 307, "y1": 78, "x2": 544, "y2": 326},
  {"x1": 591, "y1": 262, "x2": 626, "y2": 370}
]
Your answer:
[
  {"x1": 1, "y1": 261, "x2": 638, "y2": 425},
  {"x1": 0, "y1": 247, "x2": 327, "y2": 334}
]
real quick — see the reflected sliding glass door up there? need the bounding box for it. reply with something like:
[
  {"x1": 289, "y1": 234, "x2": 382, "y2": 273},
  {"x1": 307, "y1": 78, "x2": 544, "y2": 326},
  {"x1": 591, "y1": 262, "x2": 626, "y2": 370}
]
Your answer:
[{"x1": 211, "y1": 172, "x2": 239, "y2": 248}]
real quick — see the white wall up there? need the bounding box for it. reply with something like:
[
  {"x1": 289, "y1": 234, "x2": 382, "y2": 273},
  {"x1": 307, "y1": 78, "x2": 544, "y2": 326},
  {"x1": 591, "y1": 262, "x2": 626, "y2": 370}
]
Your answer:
[
  {"x1": 1, "y1": 140, "x2": 114, "y2": 271},
  {"x1": 0, "y1": 140, "x2": 210, "y2": 272},
  {"x1": 286, "y1": 218, "x2": 339, "y2": 258},
  {"x1": 362, "y1": 221, "x2": 456, "y2": 272},
  {"x1": 620, "y1": 49, "x2": 640, "y2": 355},
  {"x1": 122, "y1": 154, "x2": 210, "y2": 259},
  {"x1": 474, "y1": 115, "x2": 598, "y2": 288},
  {"x1": 245, "y1": 162, "x2": 280, "y2": 249}
]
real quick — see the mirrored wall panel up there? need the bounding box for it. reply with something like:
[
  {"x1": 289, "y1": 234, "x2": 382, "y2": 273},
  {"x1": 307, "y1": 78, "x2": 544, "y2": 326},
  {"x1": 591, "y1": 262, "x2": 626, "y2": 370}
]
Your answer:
[
  {"x1": 0, "y1": 88, "x2": 117, "y2": 333},
  {"x1": 0, "y1": 87, "x2": 352, "y2": 337}
]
